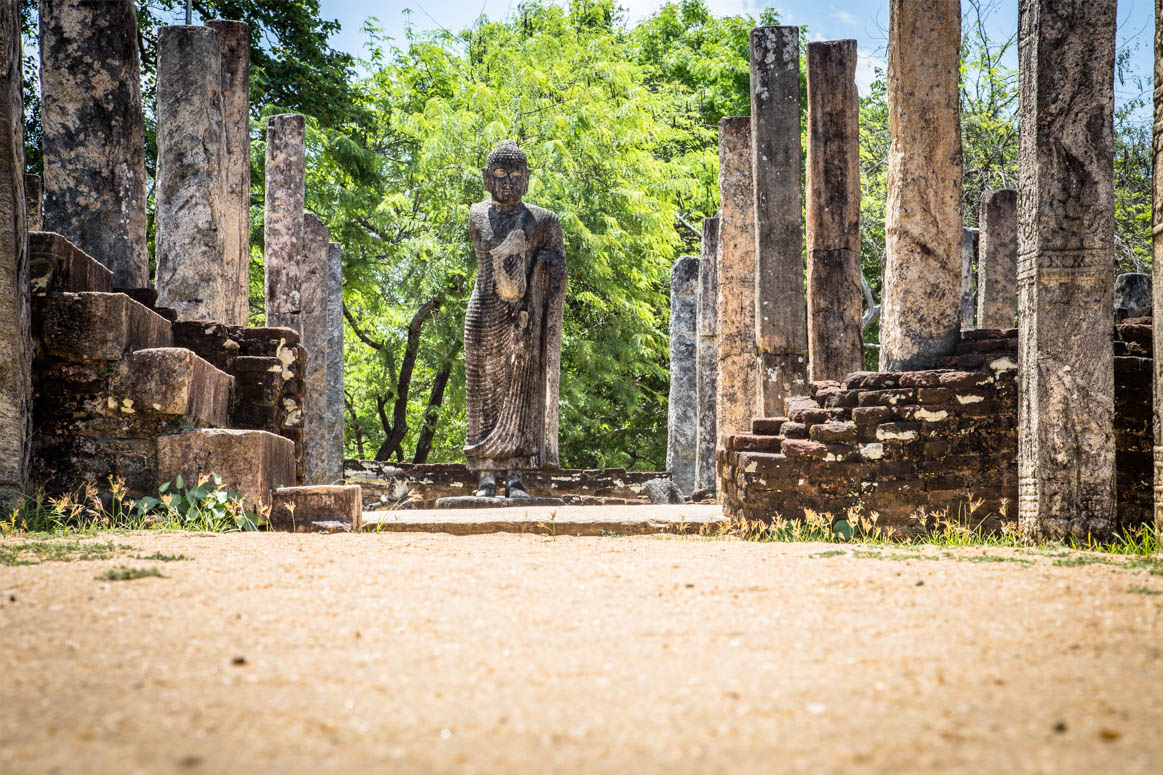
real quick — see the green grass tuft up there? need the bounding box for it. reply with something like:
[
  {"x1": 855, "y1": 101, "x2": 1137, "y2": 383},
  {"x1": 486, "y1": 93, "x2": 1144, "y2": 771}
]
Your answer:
[{"x1": 96, "y1": 566, "x2": 165, "y2": 582}]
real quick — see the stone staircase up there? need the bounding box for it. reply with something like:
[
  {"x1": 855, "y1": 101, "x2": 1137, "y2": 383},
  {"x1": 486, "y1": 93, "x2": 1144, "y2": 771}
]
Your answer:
[{"x1": 27, "y1": 231, "x2": 357, "y2": 529}]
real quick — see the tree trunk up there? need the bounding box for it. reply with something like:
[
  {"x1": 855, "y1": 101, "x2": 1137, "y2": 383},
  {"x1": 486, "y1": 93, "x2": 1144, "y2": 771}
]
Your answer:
[{"x1": 413, "y1": 350, "x2": 457, "y2": 464}]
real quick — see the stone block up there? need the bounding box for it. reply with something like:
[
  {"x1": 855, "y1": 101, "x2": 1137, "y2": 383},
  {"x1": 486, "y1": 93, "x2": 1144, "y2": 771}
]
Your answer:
[
  {"x1": 157, "y1": 429, "x2": 295, "y2": 508},
  {"x1": 107, "y1": 348, "x2": 233, "y2": 427},
  {"x1": 29, "y1": 232, "x2": 113, "y2": 293},
  {"x1": 750, "y1": 416, "x2": 787, "y2": 435},
  {"x1": 268, "y1": 484, "x2": 362, "y2": 532},
  {"x1": 37, "y1": 292, "x2": 173, "y2": 361},
  {"x1": 809, "y1": 420, "x2": 858, "y2": 444}
]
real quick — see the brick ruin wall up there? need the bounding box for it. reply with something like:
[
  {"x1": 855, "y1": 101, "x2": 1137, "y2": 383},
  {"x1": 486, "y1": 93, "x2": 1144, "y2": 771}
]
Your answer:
[
  {"x1": 346, "y1": 461, "x2": 669, "y2": 510},
  {"x1": 719, "y1": 324, "x2": 1152, "y2": 533}
]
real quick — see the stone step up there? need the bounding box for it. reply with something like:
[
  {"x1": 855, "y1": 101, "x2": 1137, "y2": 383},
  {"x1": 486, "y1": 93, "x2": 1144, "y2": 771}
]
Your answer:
[
  {"x1": 751, "y1": 417, "x2": 788, "y2": 435},
  {"x1": 36, "y1": 291, "x2": 173, "y2": 361},
  {"x1": 362, "y1": 504, "x2": 726, "y2": 536},
  {"x1": 269, "y1": 485, "x2": 363, "y2": 532},
  {"x1": 29, "y1": 231, "x2": 114, "y2": 294},
  {"x1": 726, "y1": 434, "x2": 785, "y2": 453},
  {"x1": 106, "y1": 348, "x2": 233, "y2": 427},
  {"x1": 157, "y1": 429, "x2": 295, "y2": 508}
]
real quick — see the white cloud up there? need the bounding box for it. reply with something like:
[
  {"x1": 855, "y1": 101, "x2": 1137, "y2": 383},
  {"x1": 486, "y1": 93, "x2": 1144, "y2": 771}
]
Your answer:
[{"x1": 828, "y1": 10, "x2": 857, "y2": 26}]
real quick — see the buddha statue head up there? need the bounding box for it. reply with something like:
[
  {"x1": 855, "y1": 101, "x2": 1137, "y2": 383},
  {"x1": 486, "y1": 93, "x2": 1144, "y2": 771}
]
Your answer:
[{"x1": 483, "y1": 140, "x2": 529, "y2": 207}]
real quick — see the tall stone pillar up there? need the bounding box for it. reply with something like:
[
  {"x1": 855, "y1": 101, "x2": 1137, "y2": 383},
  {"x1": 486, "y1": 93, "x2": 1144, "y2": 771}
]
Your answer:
[
  {"x1": 301, "y1": 214, "x2": 330, "y2": 485},
  {"x1": 23, "y1": 175, "x2": 41, "y2": 232},
  {"x1": 325, "y1": 241, "x2": 345, "y2": 483},
  {"x1": 155, "y1": 25, "x2": 228, "y2": 323},
  {"x1": 750, "y1": 26, "x2": 807, "y2": 412},
  {"x1": 264, "y1": 114, "x2": 306, "y2": 332},
  {"x1": 0, "y1": 0, "x2": 29, "y2": 513},
  {"x1": 959, "y1": 227, "x2": 979, "y2": 330},
  {"x1": 1017, "y1": 0, "x2": 1116, "y2": 540},
  {"x1": 978, "y1": 189, "x2": 1018, "y2": 329},
  {"x1": 695, "y1": 216, "x2": 719, "y2": 493},
  {"x1": 1152, "y1": 0, "x2": 1163, "y2": 538},
  {"x1": 208, "y1": 20, "x2": 252, "y2": 326},
  {"x1": 667, "y1": 256, "x2": 699, "y2": 495},
  {"x1": 806, "y1": 39, "x2": 862, "y2": 383},
  {"x1": 716, "y1": 118, "x2": 759, "y2": 457},
  {"x1": 38, "y1": 0, "x2": 147, "y2": 288},
  {"x1": 879, "y1": 0, "x2": 962, "y2": 371}
]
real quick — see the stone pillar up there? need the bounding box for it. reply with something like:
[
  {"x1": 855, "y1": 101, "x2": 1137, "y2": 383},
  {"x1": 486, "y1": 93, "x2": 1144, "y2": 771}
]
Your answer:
[
  {"x1": 695, "y1": 216, "x2": 719, "y2": 493},
  {"x1": 806, "y1": 39, "x2": 862, "y2": 383},
  {"x1": 1114, "y1": 273, "x2": 1151, "y2": 322},
  {"x1": 207, "y1": 20, "x2": 252, "y2": 327},
  {"x1": 264, "y1": 114, "x2": 306, "y2": 332},
  {"x1": 23, "y1": 175, "x2": 41, "y2": 232},
  {"x1": 1155, "y1": 0, "x2": 1163, "y2": 539},
  {"x1": 0, "y1": 0, "x2": 29, "y2": 512},
  {"x1": 38, "y1": 0, "x2": 147, "y2": 288},
  {"x1": 750, "y1": 26, "x2": 807, "y2": 412},
  {"x1": 959, "y1": 228, "x2": 978, "y2": 330},
  {"x1": 154, "y1": 25, "x2": 228, "y2": 323},
  {"x1": 301, "y1": 214, "x2": 330, "y2": 485},
  {"x1": 716, "y1": 118, "x2": 759, "y2": 456},
  {"x1": 978, "y1": 189, "x2": 1018, "y2": 329},
  {"x1": 1017, "y1": 0, "x2": 1116, "y2": 540},
  {"x1": 325, "y1": 241, "x2": 345, "y2": 484},
  {"x1": 667, "y1": 256, "x2": 699, "y2": 495},
  {"x1": 879, "y1": 0, "x2": 962, "y2": 371}
]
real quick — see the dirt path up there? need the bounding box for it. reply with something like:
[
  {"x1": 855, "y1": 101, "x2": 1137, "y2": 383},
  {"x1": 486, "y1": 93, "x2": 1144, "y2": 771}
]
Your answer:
[{"x1": 1, "y1": 531, "x2": 1161, "y2": 774}]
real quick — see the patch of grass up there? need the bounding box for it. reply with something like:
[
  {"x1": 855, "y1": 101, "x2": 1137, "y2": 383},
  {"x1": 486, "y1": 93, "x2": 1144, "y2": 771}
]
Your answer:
[
  {"x1": 1052, "y1": 555, "x2": 1114, "y2": 568},
  {"x1": 1127, "y1": 586, "x2": 1163, "y2": 596},
  {"x1": 136, "y1": 552, "x2": 191, "y2": 562},
  {"x1": 809, "y1": 550, "x2": 848, "y2": 558},
  {"x1": 960, "y1": 554, "x2": 1034, "y2": 565},
  {"x1": 96, "y1": 566, "x2": 165, "y2": 582},
  {"x1": 599, "y1": 530, "x2": 624, "y2": 538},
  {"x1": 0, "y1": 539, "x2": 133, "y2": 566}
]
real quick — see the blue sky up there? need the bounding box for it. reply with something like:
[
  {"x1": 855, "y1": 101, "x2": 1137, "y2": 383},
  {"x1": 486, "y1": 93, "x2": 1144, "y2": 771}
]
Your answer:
[{"x1": 318, "y1": 0, "x2": 1155, "y2": 106}]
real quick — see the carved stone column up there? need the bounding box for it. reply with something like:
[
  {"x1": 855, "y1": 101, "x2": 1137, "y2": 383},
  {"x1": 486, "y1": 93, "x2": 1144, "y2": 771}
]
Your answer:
[
  {"x1": 667, "y1": 255, "x2": 699, "y2": 495},
  {"x1": 750, "y1": 26, "x2": 807, "y2": 411},
  {"x1": 23, "y1": 174, "x2": 41, "y2": 232},
  {"x1": 959, "y1": 228, "x2": 978, "y2": 330},
  {"x1": 38, "y1": 0, "x2": 148, "y2": 288},
  {"x1": 716, "y1": 118, "x2": 759, "y2": 461},
  {"x1": 695, "y1": 216, "x2": 719, "y2": 493},
  {"x1": 0, "y1": 0, "x2": 29, "y2": 512},
  {"x1": 879, "y1": 0, "x2": 962, "y2": 370},
  {"x1": 978, "y1": 189, "x2": 1018, "y2": 329},
  {"x1": 264, "y1": 114, "x2": 306, "y2": 332},
  {"x1": 1018, "y1": 0, "x2": 1116, "y2": 540},
  {"x1": 806, "y1": 39, "x2": 862, "y2": 383},
  {"x1": 155, "y1": 25, "x2": 228, "y2": 322},
  {"x1": 325, "y1": 241, "x2": 345, "y2": 484},
  {"x1": 301, "y1": 214, "x2": 330, "y2": 485},
  {"x1": 208, "y1": 20, "x2": 252, "y2": 326}
]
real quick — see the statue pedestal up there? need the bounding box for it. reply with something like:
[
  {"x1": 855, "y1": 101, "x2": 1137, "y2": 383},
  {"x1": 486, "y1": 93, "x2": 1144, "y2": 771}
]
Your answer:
[{"x1": 435, "y1": 495, "x2": 565, "y2": 509}]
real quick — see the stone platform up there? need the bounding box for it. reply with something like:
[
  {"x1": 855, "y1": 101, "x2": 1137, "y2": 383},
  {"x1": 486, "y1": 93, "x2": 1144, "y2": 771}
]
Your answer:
[
  {"x1": 363, "y1": 504, "x2": 726, "y2": 536},
  {"x1": 435, "y1": 495, "x2": 565, "y2": 509}
]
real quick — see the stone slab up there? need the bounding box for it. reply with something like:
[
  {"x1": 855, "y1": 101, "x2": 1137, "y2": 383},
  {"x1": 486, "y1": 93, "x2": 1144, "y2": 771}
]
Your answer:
[
  {"x1": 435, "y1": 496, "x2": 566, "y2": 509},
  {"x1": 157, "y1": 429, "x2": 295, "y2": 508},
  {"x1": 107, "y1": 348, "x2": 233, "y2": 427},
  {"x1": 37, "y1": 292, "x2": 173, "y2": 361},
  {"x1": 269, "y1": 484, "x2": 362, "y2": 532},
  {"x1": 29, "y1": 231, "x2": 113, "y2": 294},
  {"x1": 365, "y1": 504, "x2": 726, "y2": 536}
]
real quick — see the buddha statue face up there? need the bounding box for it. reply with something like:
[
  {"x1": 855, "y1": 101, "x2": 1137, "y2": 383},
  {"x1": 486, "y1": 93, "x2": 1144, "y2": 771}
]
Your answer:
[{"x1": 483, "y1": 140, "x2": 530, "y2": 207}]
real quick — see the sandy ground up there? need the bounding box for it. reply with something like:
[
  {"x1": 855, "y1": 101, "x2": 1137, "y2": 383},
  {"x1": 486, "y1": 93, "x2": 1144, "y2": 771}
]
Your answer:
[{"x1": 1, "y1": 528, "x2": 1161, "y2": 774}]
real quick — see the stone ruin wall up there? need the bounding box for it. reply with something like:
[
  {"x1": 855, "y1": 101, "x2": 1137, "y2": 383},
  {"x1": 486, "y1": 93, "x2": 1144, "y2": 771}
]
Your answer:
[{"x1": 719, "y1": 323, "x2": 1153, "y2": 533}]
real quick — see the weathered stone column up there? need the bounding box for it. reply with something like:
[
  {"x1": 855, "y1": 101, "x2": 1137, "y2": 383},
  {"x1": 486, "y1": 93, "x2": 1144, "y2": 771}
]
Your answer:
[
  {"x1": 208, "y1": 20, "x2": 251, "y2": 326},
  {"x1": 23, "y1": 175, "x2": 41, "y2": 232},
  {"x1": 155, "y1": 25, "x2": 228, "y2": 322},
  {"x1": 978, "y1": 189, "x2": 1018, "y2": 329},
  {"x1": 1114, "y1": 273, "x2": 1151, "y2": 322},
  {"x1": 750, "y1": 26, "x2": 807, "y2": 412},
  {"x1": 695, "y1": 216, "x2": 719, "y2": 493},
  {"x1": 879, "y1": 0, "x2": 962, "y2": 370},
  {"x1": 264, "y1": 114, "x2": 306, "y2": 332},
  {"x1": 667, "y1": 255, "x2": 699, "y2": 495},
  {"x1": 0, "y1": 0, "x2": 29, "y2": 512},
  {"x1": 716, "y1": 118, "x2": 759, "y2": 456},
  {"x1": 1155, "y1": 0, "x2": 1163, "y2": 538},
  {"x1": 1017, "y1": 0, "x2": 1116, "y2": 540},
  {"x1": 38, "y1": 0, "x2": 147, "y2": 288},
  {"x1": 325, "y1": 241, "x2": 345, "y2": 484},
  {"x1": 806, "y1": 39, "x2": 862, "y2": 383},
  {"x1": 959, "y1": 228, "x2": 978, "y2": 330},
  {"x1": 301, "y1": 214, "x2": 329, "y2": 485}
]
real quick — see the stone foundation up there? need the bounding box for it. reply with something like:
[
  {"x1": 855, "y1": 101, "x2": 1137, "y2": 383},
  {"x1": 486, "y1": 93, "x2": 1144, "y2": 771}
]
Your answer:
[
  {"x1": 719, "y1": 325, "x2": 1152, "y2": 534},
  {"x1": 345, "y1": 461, "x2": 670, "y2": 510}
]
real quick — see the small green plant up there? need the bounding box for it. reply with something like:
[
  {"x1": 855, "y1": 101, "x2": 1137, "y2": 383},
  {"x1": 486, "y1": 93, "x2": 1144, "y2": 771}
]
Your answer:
[
  {"x1": 538, "y1": 510, "x2": 558, "y2": 541},
  {"x1": 0, "y1": 540, "x2": 132, "y2": 566},
  {"x1": 96, "y1": 566, "x2": 165, "y2": 581},
  {"x1": 136, "y1": 552, "x2": 191, "y2": 562},
  {"x1": 1127, "y1": 586, "x2": 1163, "y2": 596}
]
